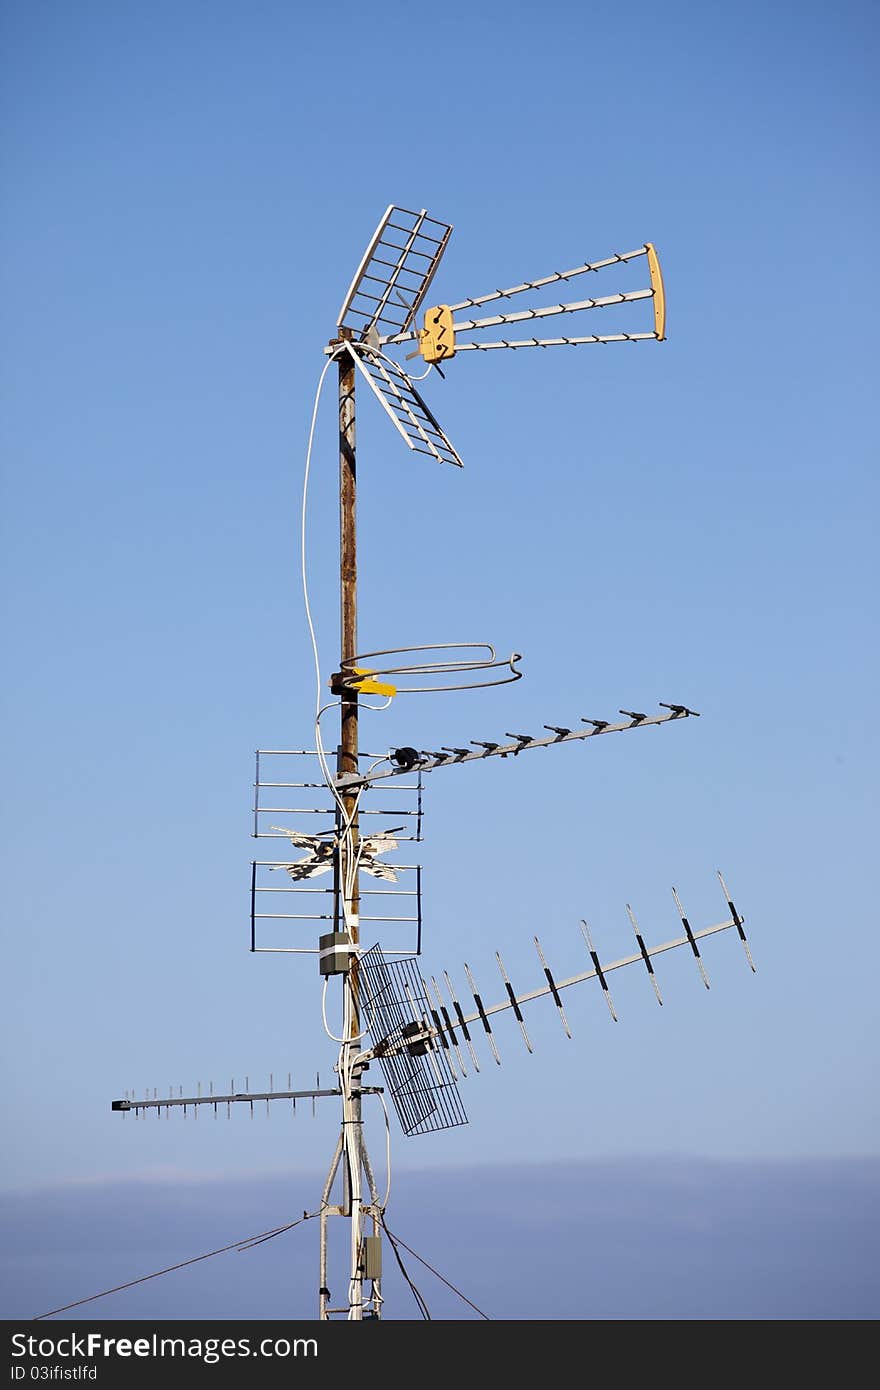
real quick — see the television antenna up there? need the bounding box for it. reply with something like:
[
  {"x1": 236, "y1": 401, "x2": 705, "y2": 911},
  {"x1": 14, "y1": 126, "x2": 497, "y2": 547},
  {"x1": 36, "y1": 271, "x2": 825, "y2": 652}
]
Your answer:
[{"x1": 112, "y1": 205, "x2": 754, "y2": 1321}]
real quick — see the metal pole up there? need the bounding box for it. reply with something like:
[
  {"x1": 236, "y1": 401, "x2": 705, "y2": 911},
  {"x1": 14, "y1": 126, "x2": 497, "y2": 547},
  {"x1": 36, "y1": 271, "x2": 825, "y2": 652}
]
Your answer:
[
  {"x1": 362, "y1": 1143, "x2": 383, "y2": 1317},
  {"x1": 339, "y1": 342, "x2": 359, "y2": 937},
  {"x1": 337, "y1": 342, "x2": 367, "y2": 1319},
  {"x1": 319, "y1": 1134, "x2": 343, "y2": 1321}
]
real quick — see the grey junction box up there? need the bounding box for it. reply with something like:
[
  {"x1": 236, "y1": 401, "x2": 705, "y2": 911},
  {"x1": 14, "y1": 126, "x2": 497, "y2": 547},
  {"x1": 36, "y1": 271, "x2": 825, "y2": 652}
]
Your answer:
[
  {"x1": 319, "y1": 932, "x2": 351, "y2": 976},
  {"x1": 361, "y1": 1236, "x2": 382, "y2": 1281}
]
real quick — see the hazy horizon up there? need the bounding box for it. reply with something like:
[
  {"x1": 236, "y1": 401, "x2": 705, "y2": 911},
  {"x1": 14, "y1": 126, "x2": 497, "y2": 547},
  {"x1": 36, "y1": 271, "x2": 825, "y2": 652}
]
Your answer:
[{"x1": 4, "y1": 1155, "x2": 877, "y2": 1321}]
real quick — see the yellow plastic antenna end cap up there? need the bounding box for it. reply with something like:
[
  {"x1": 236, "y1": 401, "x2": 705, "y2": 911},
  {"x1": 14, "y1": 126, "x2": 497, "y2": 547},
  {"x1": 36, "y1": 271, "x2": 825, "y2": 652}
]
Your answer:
[{"x1": 645, "y1": 244, "x2": 666, "y2": 341}]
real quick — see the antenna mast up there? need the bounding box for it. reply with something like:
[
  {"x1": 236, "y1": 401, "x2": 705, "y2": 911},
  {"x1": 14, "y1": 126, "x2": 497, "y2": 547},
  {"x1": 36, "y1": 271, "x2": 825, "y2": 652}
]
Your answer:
[
  {"x1": 332, "y1": 331, "x2": 374, "y2": 1320},
  {"x1": 111, "y1": 204, "x2": 756, "y2": 1325}
]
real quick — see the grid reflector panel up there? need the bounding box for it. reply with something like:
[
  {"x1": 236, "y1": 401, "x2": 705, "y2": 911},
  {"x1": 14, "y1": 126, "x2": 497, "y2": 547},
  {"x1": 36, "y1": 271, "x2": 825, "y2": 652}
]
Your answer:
[
  {"x1": 351, "y1": 348, "x2": 464, "y2": 467},
  {"x1": 337, "y1": 206, "x2": 452, "y2": 340},
  {"x1": 360, "y1": 943, "x2": 468, "y2": 1137}
]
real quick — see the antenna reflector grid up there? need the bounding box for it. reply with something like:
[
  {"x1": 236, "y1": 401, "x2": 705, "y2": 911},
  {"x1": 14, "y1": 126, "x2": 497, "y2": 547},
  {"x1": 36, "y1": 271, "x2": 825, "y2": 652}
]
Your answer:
[
  {"x1": 349, "y1": 347, "x2": 464, "y2": 467},
  {"x1": 337, "y1": 206, "x2": 452, "y2": 341},
  {"x1": 359, "y1": 944, "x2": 468, "y2": 1136},
  {"x1": 250, "y1": 750, "x2": 424, "y2": 956}
]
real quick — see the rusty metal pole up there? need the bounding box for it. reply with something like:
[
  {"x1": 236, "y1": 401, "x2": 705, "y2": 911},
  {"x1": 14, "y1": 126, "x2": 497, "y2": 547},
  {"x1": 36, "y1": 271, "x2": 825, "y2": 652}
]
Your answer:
[
  {"x1": 337, "y1": 340, "x2": 366, "y2": 1318},
  {"x1": 338, "y1": 342, "x2": 359, "y2": 1037},
  {"x1": 338, "y1": 343, "x2": 359, "y2": 966}
]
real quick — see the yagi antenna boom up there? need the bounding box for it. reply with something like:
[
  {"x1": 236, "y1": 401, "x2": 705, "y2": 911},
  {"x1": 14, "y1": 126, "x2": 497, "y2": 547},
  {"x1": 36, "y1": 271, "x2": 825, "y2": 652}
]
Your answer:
[
  {"x1": 336, "y1": 702, "x2": 699, "y2": 792},
  {"x1": 111, "y1": 1078, "x2": 348, "y2": 1117}
]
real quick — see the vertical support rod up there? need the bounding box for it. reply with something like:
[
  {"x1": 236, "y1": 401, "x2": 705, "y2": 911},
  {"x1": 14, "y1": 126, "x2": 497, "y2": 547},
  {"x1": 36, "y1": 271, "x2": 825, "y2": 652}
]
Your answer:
[
  {"x1": 362, "y1": 1143, "x2": 383, "y2": 1318},
  {"x1": 339, "y1": 343, "x2": 359, "y2": 965},
  {"x1": 249, "y1": 860, "x2": 256, "y2": 953},
  {"x1": 339, "y1": 344, "x2": 361, "y2": 867},
  {"x1": 319, "y1": 1133, "x2": 343, "y2": 1321},
  {"x1": 337, "y1": 343, "x2": 366, "y2": 1320}
]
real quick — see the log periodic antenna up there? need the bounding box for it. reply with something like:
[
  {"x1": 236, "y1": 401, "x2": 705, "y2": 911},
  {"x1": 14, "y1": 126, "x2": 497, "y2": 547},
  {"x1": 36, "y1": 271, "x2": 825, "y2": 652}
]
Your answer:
[
  {"x1": 110, "y1": 203, "x2": 755, "y2": 1325},
  {"x1": 355, "y1": 872, "x2": 756, "y2": 1089}
]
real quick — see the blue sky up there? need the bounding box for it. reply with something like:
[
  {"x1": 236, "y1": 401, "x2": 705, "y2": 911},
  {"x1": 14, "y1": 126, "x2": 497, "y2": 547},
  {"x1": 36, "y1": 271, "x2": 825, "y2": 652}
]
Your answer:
[{"x1": 2, "y1": 0, "x2": 878, "y2": 1319}]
